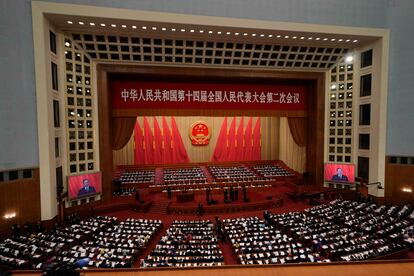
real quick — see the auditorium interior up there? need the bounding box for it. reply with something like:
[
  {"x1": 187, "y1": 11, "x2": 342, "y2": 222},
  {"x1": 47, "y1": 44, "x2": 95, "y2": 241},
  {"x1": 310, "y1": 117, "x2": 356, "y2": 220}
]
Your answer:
[{"x1": 1, "y1": 1, "x2": 414, "y2": 275}]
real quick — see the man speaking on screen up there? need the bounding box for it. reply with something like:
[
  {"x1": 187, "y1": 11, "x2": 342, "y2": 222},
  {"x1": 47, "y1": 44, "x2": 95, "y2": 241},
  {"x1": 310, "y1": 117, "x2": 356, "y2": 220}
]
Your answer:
[
  {"x1": 78, "y1": 178, "x2": 96, "y2": 196},
  {"x1": 331, "y1": 168, "x2": 349, "y2": 182}
]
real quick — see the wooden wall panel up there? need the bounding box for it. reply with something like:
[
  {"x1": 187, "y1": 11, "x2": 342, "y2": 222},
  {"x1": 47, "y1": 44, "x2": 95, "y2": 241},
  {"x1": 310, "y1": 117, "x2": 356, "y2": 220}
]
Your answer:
[
  {"x1": 385, "y1": 160, "x2": 414, "y2": 204},
  {"x1": 279, "y1": 118, "x2": 306, "y2": 173},
  {"x1": 112, "y1": 116, "x2": 283, "y2": 167},
  {"x1": 0, "y1": 169, "x2": 41, "y2": 237}
]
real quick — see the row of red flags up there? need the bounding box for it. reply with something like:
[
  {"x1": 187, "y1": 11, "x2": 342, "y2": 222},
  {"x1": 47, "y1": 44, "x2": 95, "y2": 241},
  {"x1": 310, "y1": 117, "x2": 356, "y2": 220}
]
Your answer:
[
  {"x1": 212, "y1": 117, "x2": 261, "y2": 162},
  {"x1": 134, "y1": 117, "x2": 261, "y2": 164},
  {"x1": 134, "y1": 117, "x2": 189, "y2": 164}
]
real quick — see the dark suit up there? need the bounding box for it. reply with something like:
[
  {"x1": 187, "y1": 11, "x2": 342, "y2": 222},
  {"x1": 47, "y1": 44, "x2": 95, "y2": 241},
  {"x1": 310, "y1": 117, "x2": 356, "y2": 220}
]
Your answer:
[
  {"x1": 331, "y1": 174, "x2": 349, "y2": 182},
  {"x1": 78, "y1": 186, "x2": 96, "y2": 196}
]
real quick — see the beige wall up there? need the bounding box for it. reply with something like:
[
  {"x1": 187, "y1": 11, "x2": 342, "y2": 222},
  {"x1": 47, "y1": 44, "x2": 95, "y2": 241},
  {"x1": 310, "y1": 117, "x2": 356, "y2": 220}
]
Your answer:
[{"x1": 113, "y1": 116, "x2": 304, "y2": 172}]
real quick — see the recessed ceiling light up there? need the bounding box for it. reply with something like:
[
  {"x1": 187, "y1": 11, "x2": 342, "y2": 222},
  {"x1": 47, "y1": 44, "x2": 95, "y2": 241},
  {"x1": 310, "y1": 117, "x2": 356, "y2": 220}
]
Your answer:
[
  {"x1": 199, "y1": 30, "x2": 204, "y2": 33},
  {"x1": 89, "y1": 22, "x2": 95, "y2": 26},
  {"x1": 161, "y1": 27, "x2": 166, "y2": 31},
  {"x1": 100, "y1": 23, "x2": 106, "y2": 27},
  {"x1": 152, "y1": 27, "x2": 157, "y2": 30},
  {"x1": 67, "y1": 21, "x2": 73, "y2": 24},
  {"x1": 142, "y1": 26, "x2": 147, "y2": 30},
  {"x1": 132, "y1": 25, "x2": 137, "y2": 29},
  {"x1": 260, "y1": 34, "x2": 265, "y2": 37},
  {"x1": 292, "y1": 36, "x2": 297, "y2": 39},
  {"x1": 235, "y1": 32, "x2": 239, "y2": 35},
  {"x1": 190, "y1": 29, "x2": 195, "y2": 33},
  {"x1": 111, "y1": 24, "x2": 116, "y2": 27},
  {"x1": 315, "y1": 37, "x2": 320, "y2": 40},
  {"x1": 308, "y1": 37, "x2": 313, "y2": 40},
  {"x1": 79, "y1": 22, "x2": 84, "y2": 25},
  {"x1": 122, "y1": 25, "x2": 127, "y2": 28},
  {"x1": 353, "y1": 39, "x2": 358, "y2": 43},
  {"x1": 217, "y1": 31, "x2": 222, "y2": 34},
  {"x1": 252, "y1": 33, "x2": 256, "y2": 36},
  {"x1": 243, "y1": 33, "x2": 248, "y2": 36},
  {"x1": 338, "y1": 39, "x2": 343, "y2": 42},
  {"x1": 345, "y1": 55, "x2": 353, "y2": 63},
  {"x1": 300, "y1": 36, "x2": 305, "y2": 39},
  {"x1": 331, "y1": 84, "x2": 337, "y2": 90},
  {"x1": 331, "y1": 38, "x2": 336, "y2": 41},
  {"x1": 276, "y1": 35, "x2": 281, "y2": 38},
  {"x1": 181, "y1": 29, "x2": 186, "y2": 32},
  {"x1": 284, "y1": 35, "x2": 289, "y2": 38},
  {"x1": 65, "y1": 42, "x2": 70, "y2": 47},
  {"x1": 171, "y1": 28, "x2": 176, "y2": 31},
  {"x1": 226, "y1": 32, "x2": 231, "y2": 35},
  {"x1": 346, "y1": 39, "x2": 351, "y2": 42},
  {"x1": 208, "y1": 30, "x2": 213, "y2": 34},
  {"x1": 268, "y1": 34, "x2": 273, "y2": 38}
]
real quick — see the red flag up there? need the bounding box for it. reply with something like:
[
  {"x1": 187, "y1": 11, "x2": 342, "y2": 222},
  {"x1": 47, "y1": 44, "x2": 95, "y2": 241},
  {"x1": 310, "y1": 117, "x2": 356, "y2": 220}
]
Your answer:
[
  {"x1": 153, "y1": 117, "x2": 163, "y2": 164},
  {"x1": 212, "y1": 117, "x2": 228, "y2": 162},
  {"x1": 171, "y1": 116, "x2": 190, "y2": 163},
  {"x1": 227, "y1": 117, "x2": 237, "y2": 161},
  {"x1": 134, "y1": 119, "x2": 144, "y2": 165},
  {"x1": 162, "y1": 117, "x2": 172, "y2": 164},
  {"x1": 143, "y1": 117, "x2": 154, "y2": 164},
  {"x1": 244, "y1": 117, "x2": 253, "y2": 160},
  {"x1": 252, "y1": 117, "x2": 261, "y2": 161},
  {"x1": 236, "y1": 117, "x2": 244, "y2": 161}
]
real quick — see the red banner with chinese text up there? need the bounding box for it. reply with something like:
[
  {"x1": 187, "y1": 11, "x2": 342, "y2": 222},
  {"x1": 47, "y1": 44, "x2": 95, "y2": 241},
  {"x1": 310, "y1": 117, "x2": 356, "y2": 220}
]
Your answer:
[{"x1": 110, "y1": 81, "x2": 307, "y2": 110}]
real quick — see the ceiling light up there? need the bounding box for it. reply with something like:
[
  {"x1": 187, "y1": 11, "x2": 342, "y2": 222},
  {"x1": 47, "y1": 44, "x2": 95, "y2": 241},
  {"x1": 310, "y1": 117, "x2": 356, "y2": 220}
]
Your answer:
[
  {"x1": 308, "y1": 37, "x2": 313, "y2": 40},
  {"x1": 268, "y1": 34, "x2": 273, "y2": 38},
  {"x1": 284, "y1": 35, "x2": 289, "y2": 38},
  {"x1": 64, "y1": 42, "x2": 70, "y2": 47},
  {"x1": 252, "y1": 33, "x2": 256, "y2": 36},
  {"x1": 235, "y1": 32, "x2": 239, "y2": 35},
  {"x1": 260, "y1": 34, "x2": 265, "y2": 37},
  {"x1": 89, "y1": 22, "x2": 95, "y2": 26},
  {"x1": 227, "y1": 32, "x2": 231, "y2": 35},
  {"x1": 199, "y1": 30, "x2": 204, "y2": 33},
  {"x1": 402, "y1": 187, "x2": 412, "y2": 193},
  {"x1": 323, "y1": 38, "x2": 328, "y2": 41},
  {"x1": 345, "y1": 55, "x2": 353, "y2": 63},
  {"x1": 152, "y1": 27, "x2": 157, "y2": 30},
  {"x1": 353, "y1": 39, "x2": 358, "y2": 43},
  {"x1": 190, "y1": 29, "x2": 195, "y2": 32},
  {"x1": 208, "y1": 30, "x2": 213, "y2": 34},
  {"x1": 100, "y1": 23, "x2": 106, "y2": 27},
  {"x1": 338, "y1": 39, "x2": 343, "y2": 42},
  {"x1": 142, "y1": 26, "x2": 147, "y2": 29},
  {"x1": 161, "y1": 27, "x2": 166, "y2": 31},
  {"x1": 67, "y1": 21, "x2": 73, "y2": 24},
  {"x1": 243, "y1": 33, "x2": 248, "y2": 36},
  {"x1": 122, "y1": 25, "x2": 127, "y2": 28},
  {"x1": 276, "y1": 35, "x2": 281, "y2": 38},
  {"x1": 315, "y1": 37, "x2": 320, "y2": 40},
  {"x1": 79, "y1": 22, "x2": 84, "y2": 25},
  {"x1": 331, "y1": 84, "x2": 337, "y2": 90},
  {"x1": 172, "y1": 28, "x2": 176, "y2": 31},
  {"x1": 300, "y1": 36, "x2": 305, "y2": 40},
  {"x1": 217, "y1": 31, "x2": 222, "y2": 34},
  {"x1": 132, "y1": 25, "x2": 137, "y2": 29},
  {"x1": 181, "y1": 29, "x2": 186, "y2": 32},
  {"x1": 331, "y1": 38, "x2": 336, "y2": 41},
  {"x1": 292, "y1": 36, "x2": 297, "y2": 39},
  {"x1": 111, "y1": 24, "x2": 116, "y2": 27},
  {"x1": 346, "y1": 39, "x2": 351, "y2": 42}
]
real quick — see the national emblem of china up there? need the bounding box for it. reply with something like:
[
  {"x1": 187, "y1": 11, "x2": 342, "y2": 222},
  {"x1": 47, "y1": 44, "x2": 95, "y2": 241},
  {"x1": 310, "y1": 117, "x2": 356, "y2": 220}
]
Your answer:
[{"x1": 189, "y1": 121, "x2": 211, "y2": 145}]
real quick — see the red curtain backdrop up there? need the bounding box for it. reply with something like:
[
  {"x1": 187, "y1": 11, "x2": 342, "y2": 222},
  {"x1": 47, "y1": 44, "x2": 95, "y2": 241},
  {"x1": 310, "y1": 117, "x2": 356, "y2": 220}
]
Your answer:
[
  {"x1": 236, "y1": 117, "x2": 244, "y2": 161},
  {"x1": 134, "y1": 120, "x2": 144, "y2": 164},
  {"x1": 227, "y1": 117, "x2": 237, "y2": 161},
  {"x1": 212, "y1": 117, "x2": 228, "y2": 162},
  {"x1": 252, "y1": 118, "x2": 261, "y2": 160},
  {"x1": 171, "y1": 116, "x2": 190, "y2": 163},
  {"x1": 162, "y1": 117, "x2": 173, "y2": 164},
  {"x1": 143, "y1": 117, "x2": 154, "y2": 164},
  {"x1": 288, "y1": 117, "x2": 307, "y2": 147},
  {"x1": 153, "y1": 117, "x2": 163, "y2": 164},
  {"x1": 244, "y1": 117, "x2": 253, "y2": 161},
  {"x1": 112, "y1": 117, "x2": 136, "y2": 150}
]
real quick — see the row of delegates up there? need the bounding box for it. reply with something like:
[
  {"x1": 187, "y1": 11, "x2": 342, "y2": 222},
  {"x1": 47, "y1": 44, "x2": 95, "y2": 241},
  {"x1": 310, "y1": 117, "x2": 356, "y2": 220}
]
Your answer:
[
  {"x1": 223, "y1": 216, "x2": 320, "y2": 265},
  {"x1": 142, "y1": 220, "x2": 224, "y2": 268},
  {"x1": 112, "y1": 187, "x2": 136, "y2": 197},
  {"x1": 56, "y1": 218, "x2": 162, "y2": 269},
  {"x1": 253, "y1": 165, "x2": 293, "y2": 178},
  {"x1": 0, "y1": 216, "x2": 116, "y2": 270},
  {"x1": 209, "y1": 166, "x2": 257, "y2": 180},
  {"x1": 119, "y1": 169, "x2": 155, "y2": 184},
  {"x1": 161, "y1": 184, "x2": 272, "y2": 194},
  {"x1": 163, "y1": 167, "x2": 207, "y2": 183},
  {"x1": 267, "y1": 200, "x2": 413, "y2": 262}
]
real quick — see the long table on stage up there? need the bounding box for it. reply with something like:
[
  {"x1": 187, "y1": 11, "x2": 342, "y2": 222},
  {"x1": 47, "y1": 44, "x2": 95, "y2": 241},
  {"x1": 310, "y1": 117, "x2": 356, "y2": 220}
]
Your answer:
[{"x1": 176, "y1": 192, "x2": 195, "y2": 203}]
